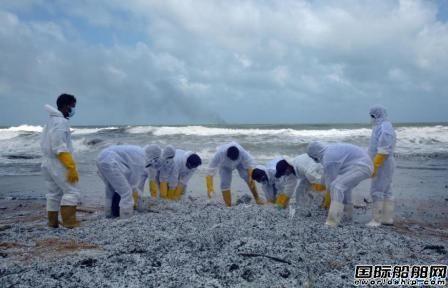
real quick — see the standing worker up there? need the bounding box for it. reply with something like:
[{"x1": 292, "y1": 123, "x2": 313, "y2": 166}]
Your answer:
[
  {"x1": 206, "y1": 142, "x2": 264, "y2": 206},
  {"x1": 367, "y1": 106, "x2": 396, "y2": 227},
  {"x1": 40, "y1": 94, "x2": 80, "y2": 228},
  {"x1": 307, "y1": 141, "x2": 373, "y2": 227}
]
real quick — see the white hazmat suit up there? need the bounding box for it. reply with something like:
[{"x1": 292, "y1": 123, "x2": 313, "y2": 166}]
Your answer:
[
  {"x1": 40, "y1": 105, "x2": 80, "y2": 212},
  {"x1": 97, "y1": 145, "x2": 148, "y2": 218},
  {"x1": 307, "y1": 142, "x2": 373, "y2": 226},
  {"x1": 367, "y1": 106, "x2": 396, "y2": 226},
  {"x1": 206, "y1": 141, "x2": 263, "y2": 206},
  {"x1": 254, "y1": 157, "x2": 284, "y2": 203},
  {"x1": 278, "y1": 154, "x2": 324, "y2": 208}
]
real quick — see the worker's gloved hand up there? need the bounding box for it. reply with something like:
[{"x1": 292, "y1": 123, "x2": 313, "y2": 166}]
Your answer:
[
  {"x1": 206, "y1": 176, "x2": 214, "y2": 198},
  {"x1": 321, "y1": 191, "x2": 331, "y2": 210},
  {"x1": 149, "y1": 181, "x2": 158, "y2": 198},
  {"x1": 174, "y1": 185, "x2": 184, "y2": 200},
  {"x1": 167, "y1": 188, "x2": 176, "y2": 200},
  {"x1": 372, "y1": 153, "x2": 387, "y2": 177},
  {"x1": 275, "y1": 193, "x2": 289, "y2": 209},
  {"x1": 159, "y1": 182, "x2": 168, "y2": 199},
  {"x1": 57, "y1": 152, "x2": 79, "y2": 183},
  {"x1": 311, "y1": 183, "x2": 326, "y2": 192},
  {"x1": 132, "y1": 191, "x2": 139, "y2": 209}
]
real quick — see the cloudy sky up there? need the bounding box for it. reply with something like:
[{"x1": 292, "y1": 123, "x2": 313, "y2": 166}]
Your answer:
[{"x1": 0, "y1": 0, "x2": 447, "y2": 125}]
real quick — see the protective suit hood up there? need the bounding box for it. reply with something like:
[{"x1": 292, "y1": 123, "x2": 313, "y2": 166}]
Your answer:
[
  {"x1": 162, "y1": 145, "x2": 176, "y2": 159},
  {"x1": 307, "y1": 141, "x2": 327, "y2": 163},
  {"x1": 369, "y1": 105, "x2": 388, "y2": 125},
  {"x1": 45, "y1": 104, "x2": 64, "y2": 118},
  {"x1": 144, "y1": 144, "x2": 162, "y2": 168}
]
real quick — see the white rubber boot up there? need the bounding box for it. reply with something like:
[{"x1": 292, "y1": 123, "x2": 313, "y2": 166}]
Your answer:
[
  {"x1": 104, "y1": 198, "x2": 113, "y2": 218},
  {"x1": 366, "y1": 201, "x2": 383, "y2": 227},
  {"x1": 325, "y1": 201, "x2": 344, "y2": 227},
  {"x1": 120, "y1": 207, "x2": 134, "y2": 219},
  {"x1": 382, "y1": 199, "x2": 394, "y2": 225},
  {"x1": 343, "y1": 204, "x2": 353, "y2": 222}
]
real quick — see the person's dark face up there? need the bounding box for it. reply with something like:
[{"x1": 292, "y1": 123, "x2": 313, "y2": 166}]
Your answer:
[
  {"x1": 60, "y1": 101, "x2": 76, "y2": 118},
  {"x1": 254, "y1": 174, "x2": 268, "y2": 183},
  {"x1": 284, "y1": 166, "x2": 294, "y2": 176}
]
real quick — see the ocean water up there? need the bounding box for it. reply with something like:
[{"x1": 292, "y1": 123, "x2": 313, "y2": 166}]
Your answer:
[{"x1": 0, "y1": 123, "x2": 447, "y2": 176}]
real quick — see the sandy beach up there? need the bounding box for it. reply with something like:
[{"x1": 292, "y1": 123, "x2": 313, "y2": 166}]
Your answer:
[{"x1": 1, "y1": 173, "x2": 447, "y2": 287}]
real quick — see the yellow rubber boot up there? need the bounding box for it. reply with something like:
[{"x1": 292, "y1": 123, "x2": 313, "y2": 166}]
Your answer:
[
  {"x1": 132, "y1": 191, "x2": 139, "y2": 209},
  {"x1": 48, "y1": 211, "x2": 59, "y2": 228},
  {"x1": 275, "y1": 193, "x2": 290, "y2": 209},
  {"x1": 222, "y1": 190, "x2": 232, "y2": 207},
  {"x1": 160, "y1": 182, "x2": 168, "y2": 199},
  {"x1": 321, "y1": 191, "x2": 331, "y2": 210},
  {"x1": 60, "y1": 206, "x2": 79, "y2": 229},
  {"x1": 206, "y1": 176, "x2": 214, "y2": 198},
  {"x1": 149, "y1": 181, "x2": 158, "y2": 198}
]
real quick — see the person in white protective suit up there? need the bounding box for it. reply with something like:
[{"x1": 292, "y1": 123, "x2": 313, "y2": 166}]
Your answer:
[
  {"x1": 250, "y1": 157, "x2": 284, "y2": 204},
  {"x1": 41, "y1": 94, "x2": 80, "y2": 229},
  {"x1": 307, "y1": 142, "x2": 373, "y2": 227},
  {"x1": 145, "y1": 144, "x2": 163, "y2": 199},
  {"x1": 165, "y1": 149, "x2": 202, "y2": 200},
  {"x1": 366, "y1": 106, "x2": 396, "y2": 227},
  {"x1": 158, "y1": 145, "x2": 176, "y2": 200},
  {"x1": 97, "y1": 145, "x2": 150, "y2": 218},
  {"x1": 205, "y1": 141, "x2": 264, "y2": 207},
  {"x1": 272, "y1": 154, "x2": 326, "y2": 209}
]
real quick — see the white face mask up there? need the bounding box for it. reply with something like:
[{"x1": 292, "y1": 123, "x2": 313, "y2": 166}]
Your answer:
[{"x1": 68, "y1": 107, "x2": 76, "y2": 118}]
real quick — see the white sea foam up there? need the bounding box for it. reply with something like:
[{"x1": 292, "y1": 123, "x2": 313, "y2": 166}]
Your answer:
[{"x1": 1, "y1": 124, "x2": 447, "y2": 165}]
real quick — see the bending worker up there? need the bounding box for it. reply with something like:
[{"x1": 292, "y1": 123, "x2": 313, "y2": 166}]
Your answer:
[
  {"x1": 145, "y1": 144, "x2": 163, "y2": 199},
  {"x1": 166, "y1": 149, "x2": 202, "y2": 200},
  {"x1": 367, "y1": 106, "x2": 396, "y2": 227},
  {"x1": 41, "y1": 94, "x2": 80, "y2": 228},
  {"x1": 158, "y1": 145, "x2": 176, "y2": 200},
  {"x1": 206, "y1": 141, "x2": 264, "y2": 206},
  {"x1": 97, "y1": 145, "x2": 154, "y2": 218},
  {"x1": 251, "y1": 157, "x2": 284, "y2": 204},
  {"x1": 307, "y1": 141, "x2": 373, "y2": 227},
  {"x1": 272, "y1": 154, "x2": 325, "y2": 209}
]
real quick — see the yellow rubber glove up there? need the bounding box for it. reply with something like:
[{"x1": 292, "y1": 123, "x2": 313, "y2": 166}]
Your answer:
[
  {"x1": 174, "y1": 185, "x2": 184, "y2": 200},
  {"x1": 132, "y1": 191, "x2": 139, "y2": 209},
  {"x1": 275, "y1": 193, "x2": 290, "y2": 209},
  {"x1": 372, "y1": 153, "x2": 387, "y2": 177},
  {"x1": 248, "y1": 179, "x2": 264, "y2": 205},
  {"x1": 311, "y1": 183, "x2": 326, "y2": 192},
  {"x1": 222, "y1": 190, "x2": 232, "y2": 207},
  {"x1": 149, "y1": 181, "x2": 158, "y2": 198},
  {"x1": 57, "y1": 152, "x2": 79, "y2": 184},
  {"x1": 160, "y1": 182, "x2": 168, "y2": 199},
  {"x1": 321, "y1": 191, "x2": 331, "y2": 210},
  {"x1": 167, "y1": 188, "x2": 176, "y2": 200},
  {"x1": 206, "y1": 175, "x2": 214, "y2": 198}
]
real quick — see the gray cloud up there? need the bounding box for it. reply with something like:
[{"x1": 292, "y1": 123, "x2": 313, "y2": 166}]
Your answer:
[{"x1": 0, "y1": 0, "x2": 447, "y2": 125}]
